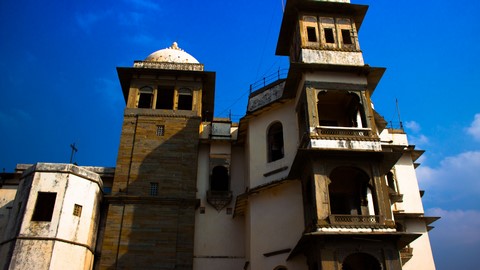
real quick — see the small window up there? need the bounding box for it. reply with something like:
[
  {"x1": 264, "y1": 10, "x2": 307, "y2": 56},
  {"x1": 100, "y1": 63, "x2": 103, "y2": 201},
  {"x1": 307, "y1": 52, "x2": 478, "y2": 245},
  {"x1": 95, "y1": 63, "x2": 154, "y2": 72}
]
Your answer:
[
  {"x1": 177, "y1": 88, "x2": 193, "y2": 110},
  {"x1": 267, "y1": 122, "x2": 284, "y2": 162},
  {"x1": 156, "y1": 125, "x2": 165, "y2": 136},
  {"x1": 150, "y1": 182, "x2": 158, "y2": 196},
  {"x1": 32, "y1": 192, "x2": 57, "y2": 221},
  {"x1": 307, "y1": 27, "x2": 317, "y2": 42},
  {"x1": 324, "y1": 28, "x2": 335, "y2": 44},
  {"x1": 156, "y1": 86, "x2": 175, "y2": 109},
  {"x1": 73, "y1": 204, "x2": 82, "y2": 217},
  {"x1": 341, "y1": 29, "x2": 352, "y2": 45}
]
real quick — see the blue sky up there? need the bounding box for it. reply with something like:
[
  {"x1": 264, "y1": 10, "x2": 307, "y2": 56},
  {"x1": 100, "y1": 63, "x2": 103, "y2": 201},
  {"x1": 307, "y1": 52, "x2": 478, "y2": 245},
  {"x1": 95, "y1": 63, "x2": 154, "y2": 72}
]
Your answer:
[{"x1": 0, "y1": 0, "x2": 479, "y2": 269}]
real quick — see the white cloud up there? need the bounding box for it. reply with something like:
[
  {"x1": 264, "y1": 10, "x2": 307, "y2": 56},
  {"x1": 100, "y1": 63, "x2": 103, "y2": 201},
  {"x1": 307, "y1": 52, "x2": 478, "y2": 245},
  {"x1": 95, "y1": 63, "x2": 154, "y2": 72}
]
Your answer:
[
  {"x1": 405, "y1": 120, "x2": 421, "y2": 133},
  {"x1": 426, "y1": 208, "x2": 480, "y2": 270},
  {"x1": 467, "y1": 113, "x2": 480, "y2": 141},
  {"x1": 404, "y1": 120, "x2": 429, "y2": 146},
  {"x1": 427, "y1": 208, "x2": 480, "y2": 245},
  {"x1": 417, "y1": 151, "x2": 480, "y2": 208},
  {"x1": 408, "y1": 134, "x2": 429, "y2": 145}
]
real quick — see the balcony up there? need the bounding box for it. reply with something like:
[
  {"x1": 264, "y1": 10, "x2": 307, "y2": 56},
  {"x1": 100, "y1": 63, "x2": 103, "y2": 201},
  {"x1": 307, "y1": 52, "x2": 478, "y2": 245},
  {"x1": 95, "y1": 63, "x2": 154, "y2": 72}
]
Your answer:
[
  {"x1": 329, "y1": 214, "x2": 381, "y2": 226},
  {"x1": 400, "y1": 246, "x2": 414, "y2": 265},
  {"x1": 309, "y1": 126, "x2": 381, "y2": 151},
  {"x1": 389, "y1": 187, "x2": 404, "y2": 203},
  {"x1": 207, "y1": 190, "x2": 232, "y2": 211},
  {"x1": 316, "y1": 126, "x2": 372, "y2": 138}
]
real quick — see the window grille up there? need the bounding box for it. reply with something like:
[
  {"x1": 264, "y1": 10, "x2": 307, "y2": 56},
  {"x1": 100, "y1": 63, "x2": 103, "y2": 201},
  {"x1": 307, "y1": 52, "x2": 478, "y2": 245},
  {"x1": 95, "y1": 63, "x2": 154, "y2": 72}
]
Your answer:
[
  {"x1": 156, "y1": 125, "x2": 165, "y2": 136},
  {"x1": 73, "y1": 204, "x2": 82, "y2": 217},
  {"x1": 150, "y1": 182, "x2": 158, "y2": 196}
]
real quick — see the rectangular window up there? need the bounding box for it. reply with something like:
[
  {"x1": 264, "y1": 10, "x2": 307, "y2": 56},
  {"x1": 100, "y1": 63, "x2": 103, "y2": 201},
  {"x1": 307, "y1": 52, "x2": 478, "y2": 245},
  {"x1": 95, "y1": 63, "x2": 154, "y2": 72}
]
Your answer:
[
  {"x1": 341, "y1": 29, "x2": 352, "y2": 45},
  {"x1": 32, "y1": 192, "x2": 57, "y2": 221},
  {"x1": 150, "y1": 182, "x2": 158, "y2": 196},
  {"x1": 156, "y1": 86, "x2": 175, "y2": 109},
  {"x1": 306, "y1": 26, "x2": 317, "y2": 42},
  {"x1": 156, "y1": 125, "x2": 165, "y2": 136},
  {"x1": 324, "y1": 28, "x2": 335, "y2": 43},
  {"x1": 73, "y1": 204, "x2": 82, "y2": 217}
]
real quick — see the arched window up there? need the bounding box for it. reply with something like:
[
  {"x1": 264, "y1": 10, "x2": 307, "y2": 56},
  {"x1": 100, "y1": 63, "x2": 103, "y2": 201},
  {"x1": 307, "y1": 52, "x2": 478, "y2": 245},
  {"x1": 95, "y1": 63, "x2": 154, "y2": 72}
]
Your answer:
[
  {"x1": 267, "y1": 122, "x2": 284, "y2": 162},
  {"x1": 329, "y1": 166, "x2": 375, "y2": 216},
  {"x1": 210, "y1": 166, "x2": 229, "y2": 191},
  {"x1": 342, "y1": 252, "x2": 381, "y2": 270},
  {"x1": 317, "y1": 91, "x2": 366, "y2": 128},
  {"x1": 177, "y1": 88, "x2": 193, "y2": 110},
  {"x1": 138, "y1": 86, "x2": 153, "y2": 108}
]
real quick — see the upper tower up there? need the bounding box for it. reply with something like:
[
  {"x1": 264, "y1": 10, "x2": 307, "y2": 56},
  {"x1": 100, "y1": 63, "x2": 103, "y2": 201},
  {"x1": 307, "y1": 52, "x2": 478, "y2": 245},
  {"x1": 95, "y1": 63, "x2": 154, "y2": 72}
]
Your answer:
[
  {"x1": 276, "y1": 0, "x2": 367, "y2": 66},
  {"x1": 118, "y1": 42, "x2": 215, "y2": 120}
]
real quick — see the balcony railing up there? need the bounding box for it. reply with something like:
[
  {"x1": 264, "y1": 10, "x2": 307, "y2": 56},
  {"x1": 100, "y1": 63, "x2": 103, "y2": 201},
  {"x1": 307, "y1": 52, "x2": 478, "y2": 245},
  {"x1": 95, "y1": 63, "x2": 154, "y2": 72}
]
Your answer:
[
  {"x1": 329, "y1": 214, "x2": 381, "y2": 225},
  {"x1": 207, "y1": 190, "x2": 232, "y2": 211},
  {"x1": 389, "y1": 188, "x2": 404, "y2": 203},
  {"x1": 400, "y1": 246, "x2": 414, "y2": 265},
  {"x1": 317, "y1": 126, "x2": 372, "y2": 137}
]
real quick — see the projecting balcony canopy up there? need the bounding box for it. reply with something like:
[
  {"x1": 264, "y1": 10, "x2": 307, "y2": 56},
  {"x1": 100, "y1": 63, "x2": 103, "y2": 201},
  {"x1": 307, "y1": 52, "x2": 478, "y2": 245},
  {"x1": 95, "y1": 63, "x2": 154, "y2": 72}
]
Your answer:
[
  {"x1": 281, "y1": 63, "x2": 386, "y2": 100},
  {"x1": 288, "y1": 147, "x2": 404, "y2": 180},
  {"x1": 287, "y1": 231, "x2": 421, "y2": 261}
]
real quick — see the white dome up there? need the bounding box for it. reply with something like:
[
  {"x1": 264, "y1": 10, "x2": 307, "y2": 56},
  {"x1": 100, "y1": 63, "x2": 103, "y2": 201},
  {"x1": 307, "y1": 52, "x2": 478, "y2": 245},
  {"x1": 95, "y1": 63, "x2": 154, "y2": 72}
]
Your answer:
[{"x1": 145, "y1": 42, "x2": 199, "y2": 64}]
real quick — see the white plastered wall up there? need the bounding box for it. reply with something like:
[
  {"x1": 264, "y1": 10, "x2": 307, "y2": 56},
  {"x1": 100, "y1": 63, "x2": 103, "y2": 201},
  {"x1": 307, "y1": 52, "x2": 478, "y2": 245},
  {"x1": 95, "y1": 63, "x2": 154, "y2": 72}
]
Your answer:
[
  {"x1": 194, "y1": 142, "x2": 246, "y2": 269},
  {"x1": 246, "y1": 101, "x2": 298, "y2": 188},
  {"x1": 247, "y1": 181, "x2": 307, "y2": 270},
  {"x1": 7, "y1": 164, "x2": 102, "y2": 270}
]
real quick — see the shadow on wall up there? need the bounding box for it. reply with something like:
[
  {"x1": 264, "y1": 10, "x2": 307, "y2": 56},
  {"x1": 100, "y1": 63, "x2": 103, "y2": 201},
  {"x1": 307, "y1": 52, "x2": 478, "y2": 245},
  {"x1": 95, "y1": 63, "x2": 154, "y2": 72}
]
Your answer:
[{"x1": 98, "y1": 116, "x2": 201, "y2": 270}]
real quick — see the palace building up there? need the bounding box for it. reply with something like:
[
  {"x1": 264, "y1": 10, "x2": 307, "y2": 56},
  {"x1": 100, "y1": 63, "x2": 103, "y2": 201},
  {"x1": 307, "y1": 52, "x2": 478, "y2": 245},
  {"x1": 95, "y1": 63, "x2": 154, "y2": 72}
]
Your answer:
[{"x1": 0, "y1": 0, "x2": 438, "y2": 269}]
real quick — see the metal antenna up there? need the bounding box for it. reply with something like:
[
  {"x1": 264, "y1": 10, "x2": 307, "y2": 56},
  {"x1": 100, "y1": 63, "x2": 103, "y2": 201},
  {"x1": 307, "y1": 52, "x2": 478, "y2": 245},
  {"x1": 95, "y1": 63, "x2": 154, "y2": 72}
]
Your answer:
[
  {"x1": 396, "y1": 98, "x2": 403, "y2": 129},
  {"x1": 69, "y1": 143, "x2": 78, "y2": 164}
]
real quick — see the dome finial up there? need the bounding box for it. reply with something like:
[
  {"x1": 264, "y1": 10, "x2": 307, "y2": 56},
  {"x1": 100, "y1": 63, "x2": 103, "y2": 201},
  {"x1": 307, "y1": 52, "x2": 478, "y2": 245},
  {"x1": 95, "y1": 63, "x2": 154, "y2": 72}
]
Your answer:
[{"x1": 170, "y1": 42, "x2": 180, "y2": 50}]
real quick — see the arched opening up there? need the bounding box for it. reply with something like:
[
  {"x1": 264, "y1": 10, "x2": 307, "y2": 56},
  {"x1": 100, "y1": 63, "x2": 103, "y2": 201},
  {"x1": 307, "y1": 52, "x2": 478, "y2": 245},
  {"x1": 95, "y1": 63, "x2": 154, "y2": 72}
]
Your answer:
[
  {"x1": 329, "y1": 167, "x2": 375, "y2": 216},
  {"x1": 210, "y1": 166, "x2": 229, "y2": 192},
  {"x1": 177, "y1": 88, "x2": 193, "y2": 110},
  {"x1": 317, "y1": 91, "x2": 366, "y2": 128},
  {"x1": 342, "y1": 252, "x2": 381, "y2": 270},
  {"x1": 267, "y1": 122, "x2": 284, "y2": 162},
  {"x1": 138, "y1": 86, "x2": 153, "y2": 108}
]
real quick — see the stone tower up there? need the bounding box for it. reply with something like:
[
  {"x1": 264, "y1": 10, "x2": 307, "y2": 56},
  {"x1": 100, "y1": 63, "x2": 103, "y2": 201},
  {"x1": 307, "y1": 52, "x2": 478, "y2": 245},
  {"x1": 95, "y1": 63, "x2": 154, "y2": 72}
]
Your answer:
[
  {"x1": 275, "y1": 0, "x2": 430, "y2": 269},
  {"x1": 97, "y1": 43, "x2": 215, "y2": 269}
]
